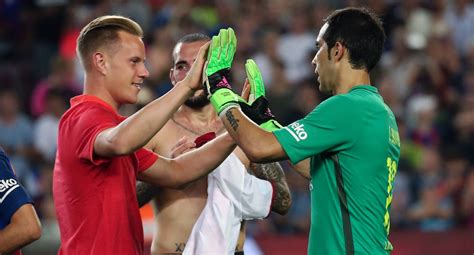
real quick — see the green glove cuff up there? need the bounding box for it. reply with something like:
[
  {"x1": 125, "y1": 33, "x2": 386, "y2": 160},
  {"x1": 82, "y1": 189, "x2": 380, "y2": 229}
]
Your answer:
[
  {"x1": 210, "y1": 88, "x2": 240, "y2": 115},
  {"x1": 260, "y1": 119, "x2": 283, "y2": 132}
]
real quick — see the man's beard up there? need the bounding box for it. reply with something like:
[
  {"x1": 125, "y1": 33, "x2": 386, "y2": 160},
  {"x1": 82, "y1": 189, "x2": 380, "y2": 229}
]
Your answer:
[{"x1": 184, "y1": 89, "x2": 210, "y2": 109}]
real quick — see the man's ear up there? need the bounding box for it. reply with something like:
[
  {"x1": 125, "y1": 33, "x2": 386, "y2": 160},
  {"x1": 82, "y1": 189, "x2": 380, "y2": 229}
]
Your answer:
[
  {"x1": 169, "y1": 68, "x2": 176, "y2": 85},
  {"x1": 333, "y1": 42, "x2": 345, "y2": 62},
  {"x1": 92, "y1": 52, "x2": 107, "y2": 75}
]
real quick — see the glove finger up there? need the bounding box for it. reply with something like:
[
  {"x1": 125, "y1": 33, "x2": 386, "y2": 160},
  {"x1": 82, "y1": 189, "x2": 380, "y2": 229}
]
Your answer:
[
  {"x1": 228, "y1": 28, "x2": 237, "y2": 66},
  {"x1": 244, "y1": 60, "x2": 256, "y2": 103},
  {"x1": 245, "y1": 59, "x2": 265, "y2": 103},
  {"x1": 206, "y1": 35, "x2": 221, "y2": 76},
  {"x1": 208, "y1": 35, "x2": 217, "y2": 60},
  {"x1": 219, "y1": 29, "x2": 228, "y2": 62}
]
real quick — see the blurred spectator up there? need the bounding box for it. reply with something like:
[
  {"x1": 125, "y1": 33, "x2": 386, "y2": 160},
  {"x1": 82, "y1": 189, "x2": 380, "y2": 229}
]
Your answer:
[
  {"x1": 33, "y1": 89, "x2": 68, "y2": 163},
  {"x1": 379, "y1": 26, "x2": 421, "y2": 101},
  {"x1": 253, "y1": 29, "x2": 281, "y2": 87},
  {"x1": 390, "y1": 170, "x2": 411, "y2": 228},
  {"x1": 30, "y1": 55, "x2": 78, "y2": 118},
  {"x1": 444, "y1": 0, "x2": 474, "y2": 56},
  {"x1": 277, "y1": 6, "x2": 314, "y2": 84},
  {"x1": 406, "y1": 95, "x2": 439, "y2": 147},
  {"x1": 265, "y1": 61, "x2": 299, "y2": 125},
  {"x1": 291, "y1": 78, "x2": 321, "y2": 119},
  {"x1": 110, "y1": 0, "x2": 152, "y2": 33},
  {"x1": 454, "y1": 92, "x2": 474, "y2": 164},
  {"x1": 442, "y1": 149, "x2": 469, "y2": 224},
  {"x1": 0, "y1": 88, "x2": 39, "y2": 196},
  {"x1": 408, "y1": 148, "x2": 454, "y2": 231},
  {"x1": 408, "y1": 183, "x2": 454, "y2": 231},
  {"x1": 461, "y1": 168, "x2": 474, "y2": 229}
]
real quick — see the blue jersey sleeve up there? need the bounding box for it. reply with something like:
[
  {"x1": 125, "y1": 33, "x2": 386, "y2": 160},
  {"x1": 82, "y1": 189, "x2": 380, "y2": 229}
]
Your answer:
[{"x1": 0, "y1": 149, "x2": 33, "y2": 229}]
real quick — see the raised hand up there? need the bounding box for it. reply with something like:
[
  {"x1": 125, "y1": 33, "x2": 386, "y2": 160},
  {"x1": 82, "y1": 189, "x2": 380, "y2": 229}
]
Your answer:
[
  {"x1": 180, "y1": 42, "x2": 210, "y2": 91},
  {"x1": 240, "y1": 59, "x2": 282, "y2": 132},
  {"x1": 204, "y1": 28, "x2": 240, "y2": 115},
  {"x1": 169, "y1": 136, "x2": 196, "y2": 158}
]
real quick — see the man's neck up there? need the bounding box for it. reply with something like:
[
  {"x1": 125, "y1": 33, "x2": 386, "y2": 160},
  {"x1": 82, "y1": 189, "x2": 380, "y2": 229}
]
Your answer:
[
  {"x1": 335, "y1": 69, "x2": 371, "y2": 95},
  {"x1": 176, "y1": 104, "x2": 218, "y2": 124},
  {"x1": 83, "y1": 76, "x2": 120, "y2": 110}
]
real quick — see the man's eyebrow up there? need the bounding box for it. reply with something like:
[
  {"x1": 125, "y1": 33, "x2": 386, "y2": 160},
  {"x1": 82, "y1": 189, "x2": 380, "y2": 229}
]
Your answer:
[
  {"x1": 174, "y1": 60, "x2": 188, "y2": 66},
  {"x1": 130, "y1": 56, "x2": 143, "y2": 62}
]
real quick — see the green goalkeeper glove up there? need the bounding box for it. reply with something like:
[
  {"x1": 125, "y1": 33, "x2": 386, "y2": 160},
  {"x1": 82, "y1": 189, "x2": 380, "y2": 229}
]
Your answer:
[
  {"x1": 240, "y1": 59, "x2": 282, "y2": 132},
  {"x1": 204, "y1": 28, "x2": 240, "y2": 115}
]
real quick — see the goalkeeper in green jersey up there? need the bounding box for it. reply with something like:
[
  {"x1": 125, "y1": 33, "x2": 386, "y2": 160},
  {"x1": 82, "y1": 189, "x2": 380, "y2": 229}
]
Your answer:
[{"x1": 204, "y1": 7, "x2": 400, "y2": 255}]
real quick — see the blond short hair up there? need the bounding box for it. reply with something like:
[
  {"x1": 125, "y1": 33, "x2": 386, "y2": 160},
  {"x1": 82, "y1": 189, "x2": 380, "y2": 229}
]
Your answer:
[{"x1": 76, "y1": 15, "x2": 143, "y2": 70}]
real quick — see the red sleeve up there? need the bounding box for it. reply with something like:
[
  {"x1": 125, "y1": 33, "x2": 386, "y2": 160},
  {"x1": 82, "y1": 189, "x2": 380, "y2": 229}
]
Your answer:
[
  {"x1": 75, "y1": 105, "x2": 117, "y2": 166},
  {"x1": 136, "y1": 148, "x2": 159, "y2": 173}
]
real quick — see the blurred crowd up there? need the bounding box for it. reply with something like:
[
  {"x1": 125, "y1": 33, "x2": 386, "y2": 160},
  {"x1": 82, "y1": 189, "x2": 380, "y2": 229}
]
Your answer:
[{"x1": 1, "y1": 0, "x2": 474, "y2": 241}]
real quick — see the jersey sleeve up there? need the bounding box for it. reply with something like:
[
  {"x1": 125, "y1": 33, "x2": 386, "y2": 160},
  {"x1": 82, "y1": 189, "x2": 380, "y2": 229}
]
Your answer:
[
  {"x1": 212, "y1": 154, "x2": 273, "y2": 220},
  {"x1": 135, "y1": 148, "x2": 159, "y2": 173},
  {"x1": 0, "y1": 151, "x2": 33, "y2": 229},
  {"x1": 273, "y1": 95, "x2": 361, "y2": 164},
  {"x1": 75, "y1": 106, "x2": 118, "y2": 166},
  {"x1": 239, "y1": 173, "x2": 273, "y2": 219}
]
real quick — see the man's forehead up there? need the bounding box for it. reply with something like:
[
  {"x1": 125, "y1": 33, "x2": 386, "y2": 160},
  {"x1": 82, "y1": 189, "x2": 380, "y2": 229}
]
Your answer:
[
  {"x1": 176, "y1": 41, "x2": 206, "y2": 53},
  {"x1": 173, "y1": 40, "x2": 207, "y2": 61}
]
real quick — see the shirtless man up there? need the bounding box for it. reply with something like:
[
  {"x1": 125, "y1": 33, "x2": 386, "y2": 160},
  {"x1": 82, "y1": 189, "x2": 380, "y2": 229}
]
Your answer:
[{"x1": 136, "y1": 33, "x2": 291, "y2": 254}]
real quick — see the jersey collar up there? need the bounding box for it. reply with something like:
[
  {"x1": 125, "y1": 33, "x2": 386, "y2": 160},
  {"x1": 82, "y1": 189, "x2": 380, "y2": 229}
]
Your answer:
[
  {"x1": 70, "y1": 95, "x2": 116, "y2": 112},
  {"x1": 349, "y1": 85, "x2": 378, "y2": 93}
]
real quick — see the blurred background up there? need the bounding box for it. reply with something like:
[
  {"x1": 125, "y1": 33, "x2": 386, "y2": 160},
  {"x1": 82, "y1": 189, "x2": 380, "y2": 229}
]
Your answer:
[{"x1": 0, "y1": 0, "x2": 473, "y2": 254}]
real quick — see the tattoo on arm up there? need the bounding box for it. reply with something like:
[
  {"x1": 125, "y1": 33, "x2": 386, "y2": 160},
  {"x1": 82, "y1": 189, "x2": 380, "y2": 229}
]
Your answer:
[
  {"x1": 251, "y1": 162, "x2": 292, "y2": 215},
  {"x1": 136, "y1": 181, "x2": 160, "y2": 208},
  {"x1": 225, "y1": 110, "x2": 240, "y2": 131}
]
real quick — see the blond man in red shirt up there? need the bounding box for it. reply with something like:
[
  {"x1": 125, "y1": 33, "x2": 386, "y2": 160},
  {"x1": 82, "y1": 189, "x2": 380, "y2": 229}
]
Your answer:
[{"x1": 53, "y1": 15, "x2": 235, "y2": 254}]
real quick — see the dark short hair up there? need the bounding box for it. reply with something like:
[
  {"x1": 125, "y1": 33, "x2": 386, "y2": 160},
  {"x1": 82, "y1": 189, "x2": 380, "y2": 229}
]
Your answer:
[
  {"x1": 172, "y1": 33, "x2": 210, "y2": 62},
  {"x1": 177, "y1": 33, "x2": 210, "y2": 44},
  {"x1": 323, "y1": 7, "x2": 385, "y2": 71},
  {"x1": 76, "y1": 15, "x2": 143, "y2": 70}
]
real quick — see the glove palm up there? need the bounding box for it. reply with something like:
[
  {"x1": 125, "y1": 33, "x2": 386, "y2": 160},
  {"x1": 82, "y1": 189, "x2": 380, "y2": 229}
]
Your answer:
[{"x1": 204, "y1": 28, "x2": 240, "y2": 115}]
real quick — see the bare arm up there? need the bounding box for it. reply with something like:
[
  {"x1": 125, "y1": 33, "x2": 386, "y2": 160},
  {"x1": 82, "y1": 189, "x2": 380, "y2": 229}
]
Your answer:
[
  {"x1": 137, "y1": 133, "x2": 236, "y2": 189},
  {"x1": 220, "y1": 107, "x2": 287, "y2": 163},
  {"x1": 250, "y1": 162, "x2": 291, "y2": 215},
  {"x1": 136, "y1": 136, "x2": 194, "y2": 207},
  {"x1": 290, "y1": 159, "x2": 311, "y2": 179},
  {"x1": 94, "y1": 43, "x2": 210, "y2": 157},
  {"x1": 0, "y1": 204, "x2": 41, "y2": 253}
]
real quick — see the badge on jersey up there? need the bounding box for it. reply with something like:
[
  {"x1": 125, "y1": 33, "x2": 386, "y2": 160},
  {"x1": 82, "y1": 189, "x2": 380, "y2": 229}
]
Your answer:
[
  {"x1": 0, "y1": 177, "x2": 20, "y2": 204},
  {"x1": 284, "y1": 121, "x2": 308, "y2": 142}
]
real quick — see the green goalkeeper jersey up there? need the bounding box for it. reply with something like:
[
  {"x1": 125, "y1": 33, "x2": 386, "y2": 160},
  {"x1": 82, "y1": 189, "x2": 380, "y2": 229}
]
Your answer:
[{"x1": 274, "y1": 85, "x2": 400, "y2": 255}]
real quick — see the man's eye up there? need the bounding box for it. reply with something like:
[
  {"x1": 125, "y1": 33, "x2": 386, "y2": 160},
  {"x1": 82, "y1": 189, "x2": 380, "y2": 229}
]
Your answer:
[{"x1": 176, "y1": 64, "x2": 188, "y2": 70}]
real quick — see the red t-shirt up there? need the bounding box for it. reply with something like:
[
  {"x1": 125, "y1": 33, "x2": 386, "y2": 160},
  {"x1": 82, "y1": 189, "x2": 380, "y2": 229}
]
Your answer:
[{"x1": 53, "y1": 95, "x2": 158, "y2": 254}]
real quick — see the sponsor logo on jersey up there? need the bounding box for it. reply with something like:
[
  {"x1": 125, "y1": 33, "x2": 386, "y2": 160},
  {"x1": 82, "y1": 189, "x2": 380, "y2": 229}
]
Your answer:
[
  {"x1": 0, "y1": 178, "x2": 19, "y2": 204},
  {"x1": 284, "y1": 122, "x2": 308, "y2": 141}
]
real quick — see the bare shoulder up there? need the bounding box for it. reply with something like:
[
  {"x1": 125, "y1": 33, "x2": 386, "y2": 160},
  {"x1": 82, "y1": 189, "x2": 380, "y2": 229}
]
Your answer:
[{"x1": 145, "y1": 120, "x2": 180, "y2": 156}]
